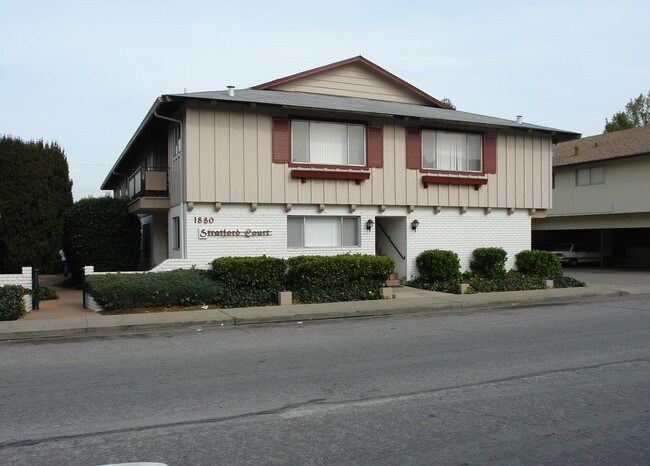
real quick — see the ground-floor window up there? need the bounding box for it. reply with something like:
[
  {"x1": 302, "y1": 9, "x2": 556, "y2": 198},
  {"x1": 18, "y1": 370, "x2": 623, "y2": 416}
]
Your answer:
[
  {"x1": 172, "y1": 216, "x2": 180, "y2": 250},
  {"x1": 288, "y1": 216, "x2": 360, "y2": 247}
]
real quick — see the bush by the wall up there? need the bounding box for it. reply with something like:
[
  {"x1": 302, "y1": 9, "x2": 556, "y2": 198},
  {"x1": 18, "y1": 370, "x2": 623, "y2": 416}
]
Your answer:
[
  {"x1": 0, "y1": 285, "x2": 27, "y2": 321},
  {"x1": 62, "y1": 197, "x2": 141, "y2": 283},
  {"x1": 516, "y1": 250, "x2": 563, "y2": 279},
  {"x1": 286, "y1": 254, "x2": 394, "y2": 290},
  {"x1": 554, "y1": 276, "x2": 586, "y2": 288},
  {"x1": 38, "y1": 287, "x2": 59, "y2": 301},
  {"x1": 211, "y1": 256, "x2": 286, "y2": 289},
  {"x1": 85, "y1": 268, "x2": 278, "y2": 311},
  {"x1": 415, "y1": 250, "x2": 460, "y2": 283},
  {"x1": 469, "y1": 247, "x2": 507, "y2": 279},
  {"x1": 285, "y1": 254, "x2": 394, "y2": 304}
]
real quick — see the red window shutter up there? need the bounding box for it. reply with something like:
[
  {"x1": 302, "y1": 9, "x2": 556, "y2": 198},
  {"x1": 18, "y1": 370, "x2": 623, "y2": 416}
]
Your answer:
[
  {"x1": 406, "y1": 128, "x2": 422, "y2": 170},
  {"x1": 367, "y1": 125, "x2": 383, "y2": 168},
  {"x1": 272, "y1": 118, "x2": 290, "y2": 163},
  {"x1": 483, "y1": 135, "x2": 497, "y2": 174}
]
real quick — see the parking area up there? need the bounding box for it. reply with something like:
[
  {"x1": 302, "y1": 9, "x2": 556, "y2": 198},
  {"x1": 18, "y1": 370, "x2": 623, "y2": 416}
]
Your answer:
[{"x1": 564, "y1": 266, "x2": 650, "y2": 295}]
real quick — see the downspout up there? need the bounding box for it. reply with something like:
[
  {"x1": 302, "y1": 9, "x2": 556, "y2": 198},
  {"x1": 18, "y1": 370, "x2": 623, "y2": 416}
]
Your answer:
[{"x1": 153, "y1": 109, "x2": 186, "y2": 259}]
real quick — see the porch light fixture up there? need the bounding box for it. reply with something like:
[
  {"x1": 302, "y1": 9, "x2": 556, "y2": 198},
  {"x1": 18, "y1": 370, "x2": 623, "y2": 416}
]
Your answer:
[
  {"x1": 411, "y1": 219, "x2": 420, "y2": 231},
  {"x1": 366, "y1": 219, "x2": 374, "y2": 231}
]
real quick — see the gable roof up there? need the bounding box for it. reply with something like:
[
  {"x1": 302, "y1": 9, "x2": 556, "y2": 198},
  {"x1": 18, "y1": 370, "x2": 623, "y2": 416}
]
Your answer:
[
  {"x1": 252, "y1": 55, "x2": 451, "y2": 109},
  {"x1": 170, "y1": 88, "x2": 578, "y2": 141},
  {"x1": 554, "y1": 124, "x2": 650, "y2": 167}
]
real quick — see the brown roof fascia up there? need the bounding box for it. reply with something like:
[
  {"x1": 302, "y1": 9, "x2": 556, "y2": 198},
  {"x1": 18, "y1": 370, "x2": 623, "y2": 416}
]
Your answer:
[{"x1": 251, "y1": 55, "x2": 451, "y2": 109}]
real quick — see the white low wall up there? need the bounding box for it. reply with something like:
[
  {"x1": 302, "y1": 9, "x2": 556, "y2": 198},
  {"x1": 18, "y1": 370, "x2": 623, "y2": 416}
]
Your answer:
[{"x1": 0, "y1": 267, "x2": 33, "y2": 311}]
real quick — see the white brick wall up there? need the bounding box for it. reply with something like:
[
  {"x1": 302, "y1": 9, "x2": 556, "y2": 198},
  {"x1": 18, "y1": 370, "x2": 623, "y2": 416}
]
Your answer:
[
  {"x1": 182, "y1": 203, "x2": 375, "y2": 265},
  {"x1": 95, "y1": 203, "x2": 533, "y2": 282},
  {"x1": 403, "y1": 208, "x2": 531, "y2": 278},
  {"x1": 0, "y1": 267, "x2": 33, "y2": 311}
]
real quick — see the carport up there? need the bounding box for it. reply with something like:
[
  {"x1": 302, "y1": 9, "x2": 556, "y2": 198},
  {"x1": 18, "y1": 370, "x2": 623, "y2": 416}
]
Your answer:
[{"x1": 532, "y1": 215, "x2": 650, "y2": 267}]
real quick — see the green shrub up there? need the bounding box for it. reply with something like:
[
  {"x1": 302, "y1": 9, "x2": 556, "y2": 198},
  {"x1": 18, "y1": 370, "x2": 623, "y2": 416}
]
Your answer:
[
  {"x1": 286, "y1": 254, "x2": 394, "y2": 290},
  {"x1": 0, "y1": 136, "x2": 73, "y2": 273},
  {"x1": 62, "y1": 197, "x2": 141, "y2": 283},
  {"x1": 0, "y1": 285, "x2": 27, "y2": 320},
  {"x1": 85, "y1": 268, "x2": 279, "y2": 311},
  {"x1": 211, "y1": 256, "x2": 286, "y2": 289},
  {"x1": 469, "y1": 247, "x2": 507, "y2": 279},
  {"x1": 38, "y1": 287, "x2": 59, "y2": 301},
  {"x1": 516, "y1": 250, "x2": 563, "y2": 279},
  {"x1": 466, "y1": 270, "x2": 546, "y2": 293},
  {"x1": 554, "y1": 276, "x2": 586, "y2": 288},
  {"x1": 86, "y1": 254, "x2": 396, "y2": 311},
  {"x1": 292, "y1": 283, "x2": 384, "y2": 304},
  {"x1": 415, "y1": 250, "x2": 460, "y2": 282},
  {"x1": 405, "y1": 278, "x2": 460, "y2": 294}
]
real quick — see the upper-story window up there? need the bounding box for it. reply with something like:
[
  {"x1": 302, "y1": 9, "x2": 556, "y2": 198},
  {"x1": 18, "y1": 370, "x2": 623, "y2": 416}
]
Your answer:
[
  {"x1": 422, "y1": 130, "x2": 482, "y2": 172},
  {"x1": 172, "y1": 123, "x2": 182, "y2": 158},
  {"x1": 576, "y1": 166, "x2": 604, "y2": 186},
  {"x1": 292, "y1": 120, "x2": 365, "y2": 166}
]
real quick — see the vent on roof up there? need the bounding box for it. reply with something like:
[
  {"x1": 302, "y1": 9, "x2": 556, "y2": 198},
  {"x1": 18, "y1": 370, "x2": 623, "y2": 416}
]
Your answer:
[
  {"x1": 594, "y1": 142, "x2": 599, "y2": 147},
  {"x1": 574, "y1": 146, "x2": 579, "y2": 156},
  {"x1": 516, "y1": 115, "x2": 523, "y2": 124},
  {"x1": 227, "y1": 86, "x2": 235, "y2": 97}
]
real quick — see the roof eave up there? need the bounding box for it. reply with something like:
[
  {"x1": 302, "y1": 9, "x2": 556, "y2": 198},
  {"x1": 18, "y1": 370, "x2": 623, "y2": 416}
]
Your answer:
[{"x1": 101, "y1": 98, "x2": 164, "y2": 190}]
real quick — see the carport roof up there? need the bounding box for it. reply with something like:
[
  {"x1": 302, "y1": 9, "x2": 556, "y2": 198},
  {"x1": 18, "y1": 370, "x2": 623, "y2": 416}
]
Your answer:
[{"x1": 554, "y1": 124, "x2": 650, "y2": 166}]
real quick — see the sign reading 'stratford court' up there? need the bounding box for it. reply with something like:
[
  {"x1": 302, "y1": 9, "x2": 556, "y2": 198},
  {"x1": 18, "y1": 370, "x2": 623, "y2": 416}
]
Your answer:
[{"x1": 198, "y1": 228, "x2": 271, "y2": 239}]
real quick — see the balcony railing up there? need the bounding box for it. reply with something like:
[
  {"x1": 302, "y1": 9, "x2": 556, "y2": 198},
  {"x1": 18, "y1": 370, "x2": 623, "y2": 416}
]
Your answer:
[{"x1": 128, "y1": 166, "x2": 169, "y2": 200}]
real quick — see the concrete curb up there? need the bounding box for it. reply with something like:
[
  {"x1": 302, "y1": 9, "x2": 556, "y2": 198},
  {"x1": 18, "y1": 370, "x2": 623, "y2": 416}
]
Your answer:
[{"x1": 0, "y1": 287, "x2": 630, "y2": 341}]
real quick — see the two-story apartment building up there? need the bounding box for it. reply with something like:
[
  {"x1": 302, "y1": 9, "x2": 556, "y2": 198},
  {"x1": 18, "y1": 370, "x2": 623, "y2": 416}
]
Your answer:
[
  {"x1": 102, "y1": 56, "x2": 579, "y2": 277},
  {"x1": 533, "y1": 124, "x2": 650, "y2": 267}
]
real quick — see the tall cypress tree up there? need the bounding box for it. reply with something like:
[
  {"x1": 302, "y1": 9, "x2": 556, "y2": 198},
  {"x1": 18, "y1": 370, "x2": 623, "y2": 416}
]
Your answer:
[{"x1": 0, "y1": 136, "x2": 73, "y2": 273}]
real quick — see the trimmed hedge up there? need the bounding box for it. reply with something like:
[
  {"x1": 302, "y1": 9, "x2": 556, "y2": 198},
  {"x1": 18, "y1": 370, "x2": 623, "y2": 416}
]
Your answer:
[
  {"x1": 86, "y1": 254, "x2": 395, "y2": 311},
  {"x1": 516, "y1": 250, "x2": 563, "y2": 279},
  {"x1": 39, "y1": 287, "x2": 59, "y2": 301},
  {"x1": 408, "y1": 248, "x2": 583, "y2": 294},
  {"x1": 415, "y1": 250, "x2": 460, "y2": 282},
  {"x1": 0, "y1": 136, "x2": 73, "y2": 273},
  {"x1": 286, "y1": 254, "x2": 394, "y2": 289},
  {"x1": 0, "y1": 285, "x2": 27, "y2": 321},
  {"x1": 62, "y1": 197, "x2": 141, "y2": 283},
  {"x1": 85, "y1": 268, "x2": 279, "y2": 311},
  {"x1": 211, "y1": 256, "x2": 286, "y2": 289},
  {"x1": 286, "y1": 254, "x2": 394, "y2": 304},
  {"x1": 469, "y1": 247, "x2": 507, "y2": 279}
]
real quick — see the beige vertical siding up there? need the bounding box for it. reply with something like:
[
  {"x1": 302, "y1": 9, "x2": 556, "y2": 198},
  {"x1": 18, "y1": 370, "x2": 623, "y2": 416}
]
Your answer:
[
  {"x1": 269, "y1": 62, "x2": 432, "y2": 106},
  {"x1": 183, "y1": 104, "x2": 553, "y2": 210}
]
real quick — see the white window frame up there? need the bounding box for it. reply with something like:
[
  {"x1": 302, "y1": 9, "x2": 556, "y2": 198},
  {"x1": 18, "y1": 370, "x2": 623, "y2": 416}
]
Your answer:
[
  {"x1": 575, "y1": 166, "x2": 605, "y2": 186},
  {"x1": 421, "y1": 130, "x2": 482, "y2": 172},
  {"x1": 291, "y1": 120, "x2": 366, "y2": 167},
  {"x1": 287, "y1": 216, "x2": 361, "y2": 248}
]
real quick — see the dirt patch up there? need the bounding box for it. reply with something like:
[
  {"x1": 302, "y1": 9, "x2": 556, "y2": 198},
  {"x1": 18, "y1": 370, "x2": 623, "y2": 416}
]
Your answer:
[{"x1": 100, "y1": 305, "x2": 212, "y2": 315}]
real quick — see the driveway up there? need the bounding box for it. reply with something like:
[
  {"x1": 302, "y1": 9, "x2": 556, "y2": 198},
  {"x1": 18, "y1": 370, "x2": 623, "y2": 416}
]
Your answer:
[{"x1": 564, "y1": 267, "x2": 650, "y2": 294}]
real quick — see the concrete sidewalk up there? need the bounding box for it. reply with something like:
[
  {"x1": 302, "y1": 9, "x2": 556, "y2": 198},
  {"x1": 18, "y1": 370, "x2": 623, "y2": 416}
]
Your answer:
[{"x1": 0, "y1": 277, "x2": 633, "y2": 341}]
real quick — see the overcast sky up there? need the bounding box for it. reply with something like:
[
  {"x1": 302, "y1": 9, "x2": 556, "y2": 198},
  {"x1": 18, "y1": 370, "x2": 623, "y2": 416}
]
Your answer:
[{"x1": 1, "y1": 0, "x2": 648, "y2": 199}]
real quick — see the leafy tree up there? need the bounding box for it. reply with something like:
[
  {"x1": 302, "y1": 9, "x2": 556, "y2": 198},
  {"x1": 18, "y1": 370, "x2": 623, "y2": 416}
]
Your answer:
[
  {"x1": 62, "y1": 196, "x2": 141, "y2": 283},
  {"x1": 604, "y1": 91, "x2": 650, "y2": 133},
  {"x1": 0, "y1": 136, "x2": 73, "y2": 273},
  {"x1": 441, "y1": 97, "x2": 456, "y2": 110}
]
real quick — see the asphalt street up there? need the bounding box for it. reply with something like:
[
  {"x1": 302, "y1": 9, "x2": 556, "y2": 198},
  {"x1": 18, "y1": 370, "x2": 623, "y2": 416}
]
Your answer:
[{"x1": 1, "y1": 294, "x2": 649, "y2": 465}]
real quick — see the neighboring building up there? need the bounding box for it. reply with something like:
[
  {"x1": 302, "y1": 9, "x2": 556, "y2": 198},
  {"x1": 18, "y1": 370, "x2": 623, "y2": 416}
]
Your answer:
[
  {"x1": 102, "y1": 56, "x2": 579, "y2": 277},
  {"x1": 533, "y1": 124, "x2": 650, "y2": 267}
]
